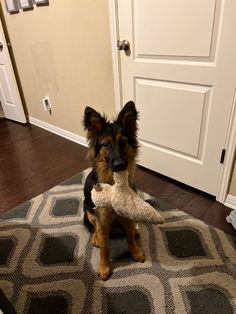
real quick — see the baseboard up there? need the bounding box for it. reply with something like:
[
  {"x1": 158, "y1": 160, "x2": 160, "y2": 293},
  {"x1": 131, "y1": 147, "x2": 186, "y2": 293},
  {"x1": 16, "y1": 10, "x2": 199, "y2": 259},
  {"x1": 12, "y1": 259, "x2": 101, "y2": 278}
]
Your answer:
[
  {"x1": 224, "y1": 194, "x2": 236, "y2": 210},
  {"x1": 28, "y1": 116, "x2": 88, "y2": 147}
]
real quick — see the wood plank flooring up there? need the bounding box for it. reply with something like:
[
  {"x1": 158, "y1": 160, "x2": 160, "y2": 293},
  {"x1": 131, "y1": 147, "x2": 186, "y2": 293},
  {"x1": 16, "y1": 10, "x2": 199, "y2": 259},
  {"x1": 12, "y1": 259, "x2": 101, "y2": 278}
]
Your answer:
[{"x1": 0, "y1": 119, "x2": 235, "y2": 236}]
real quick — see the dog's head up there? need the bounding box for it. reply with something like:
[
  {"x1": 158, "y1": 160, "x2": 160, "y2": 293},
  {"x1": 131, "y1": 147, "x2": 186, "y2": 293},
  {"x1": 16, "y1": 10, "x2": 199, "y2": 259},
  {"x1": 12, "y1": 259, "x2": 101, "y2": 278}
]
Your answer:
[{"x1": 83, "y1": 101, "x2": 138, "y2": 172}]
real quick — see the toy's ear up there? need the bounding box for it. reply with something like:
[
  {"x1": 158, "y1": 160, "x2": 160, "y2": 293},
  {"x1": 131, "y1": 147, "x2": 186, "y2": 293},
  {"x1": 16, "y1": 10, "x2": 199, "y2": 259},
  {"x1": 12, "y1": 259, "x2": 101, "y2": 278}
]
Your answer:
[
  {"x1": 116, "y1": 101, "x2": 138, "y2": 135},
  {"x1": 83, "y1": 106, "x2": 106, "y2": 138}
]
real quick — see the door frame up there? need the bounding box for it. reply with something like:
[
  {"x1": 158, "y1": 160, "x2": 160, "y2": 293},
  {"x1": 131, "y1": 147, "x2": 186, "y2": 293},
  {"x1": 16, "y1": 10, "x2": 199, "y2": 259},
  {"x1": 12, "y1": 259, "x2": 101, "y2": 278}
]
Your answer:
[{"x1": 108, "y1": 0, "x2": 236, "y2": 203}]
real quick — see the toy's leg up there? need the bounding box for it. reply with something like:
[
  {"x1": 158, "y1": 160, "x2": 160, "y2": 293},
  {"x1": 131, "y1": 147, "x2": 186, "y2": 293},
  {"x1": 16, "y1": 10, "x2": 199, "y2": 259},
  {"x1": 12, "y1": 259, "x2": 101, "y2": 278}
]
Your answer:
[
  {"x1": 96, "y1": 208, "x2": 113, "y2": 280},
  {"x1": 118, "y1": 217, "x2": 145, "y2": 262}
]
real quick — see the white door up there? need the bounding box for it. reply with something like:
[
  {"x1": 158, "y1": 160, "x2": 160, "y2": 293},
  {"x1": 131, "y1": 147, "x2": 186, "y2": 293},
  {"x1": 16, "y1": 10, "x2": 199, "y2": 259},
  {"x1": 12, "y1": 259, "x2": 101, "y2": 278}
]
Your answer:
[
  {"x1": 0, "y1": 19, "x2": 26, "y2": 123},
  {"x1": 116, "y1": 0, "x2": 236, "y2": 195}
]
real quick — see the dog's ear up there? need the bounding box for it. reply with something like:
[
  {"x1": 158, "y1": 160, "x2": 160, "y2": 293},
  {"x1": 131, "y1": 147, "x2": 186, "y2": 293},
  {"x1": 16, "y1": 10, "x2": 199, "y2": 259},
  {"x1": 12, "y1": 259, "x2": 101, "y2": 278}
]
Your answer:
[
  {"x1": 83, "y1": 107, "x2": 106, "y2": 137},
  {"x1": 117, "y1": 101, "x2": 138, "y2": 134}
]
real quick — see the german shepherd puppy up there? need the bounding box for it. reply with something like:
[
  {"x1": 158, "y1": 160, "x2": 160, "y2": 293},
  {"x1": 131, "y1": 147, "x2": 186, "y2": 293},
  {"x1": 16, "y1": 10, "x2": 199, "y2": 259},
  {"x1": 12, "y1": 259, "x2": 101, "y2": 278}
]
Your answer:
[{"x1": 83, "y1": 101, "x2": 145, "y2": 280}]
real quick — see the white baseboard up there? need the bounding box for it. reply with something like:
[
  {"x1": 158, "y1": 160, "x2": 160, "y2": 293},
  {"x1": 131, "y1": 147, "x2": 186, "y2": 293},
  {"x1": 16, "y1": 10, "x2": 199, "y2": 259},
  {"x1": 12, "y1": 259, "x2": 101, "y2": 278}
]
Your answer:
[
  {"x1": 224, "y1": 194, "x2": 236, "y2": 210},
  {"x1": 28, "y1": 116, "x2": 88, "y2": 147}
]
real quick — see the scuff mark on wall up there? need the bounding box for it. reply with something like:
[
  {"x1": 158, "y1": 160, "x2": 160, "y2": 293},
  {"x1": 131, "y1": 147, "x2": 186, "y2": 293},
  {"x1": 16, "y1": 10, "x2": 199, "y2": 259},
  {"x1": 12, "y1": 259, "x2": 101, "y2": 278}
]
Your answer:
[{"x1": 31, "y1": 40, "x2": 59, "y2": 94}]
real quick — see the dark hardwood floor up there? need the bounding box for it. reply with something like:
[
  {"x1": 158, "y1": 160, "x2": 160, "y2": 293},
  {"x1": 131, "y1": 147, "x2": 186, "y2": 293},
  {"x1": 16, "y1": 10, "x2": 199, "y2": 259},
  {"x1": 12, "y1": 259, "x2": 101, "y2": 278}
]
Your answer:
[{"x1": 0, "y1": 118, "x2": 235, "y2": 236}]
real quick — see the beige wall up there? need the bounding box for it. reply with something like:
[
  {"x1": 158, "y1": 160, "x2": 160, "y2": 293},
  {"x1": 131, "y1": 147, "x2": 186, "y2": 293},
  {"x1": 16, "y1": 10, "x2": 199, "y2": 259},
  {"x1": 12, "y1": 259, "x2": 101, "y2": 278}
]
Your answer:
[{"x1": 1, "y1": 0, "x2": 116, "y2": 136}]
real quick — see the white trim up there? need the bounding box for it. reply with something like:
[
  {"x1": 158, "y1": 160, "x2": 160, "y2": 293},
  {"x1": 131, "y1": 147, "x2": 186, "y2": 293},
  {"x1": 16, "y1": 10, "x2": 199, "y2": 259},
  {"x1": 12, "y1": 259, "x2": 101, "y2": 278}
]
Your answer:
[
  {"x1": 225, "y1": 194, "x2": 236, "y2": 210},
  {"x1": 28, "y1": 116, "x2": 88, "y2": 147},
  {"x1": 108, "y1": 0, "x2": 122, "y2": 112},
  {"x1": 216, "y1": 88, "x2": 236, "y2": 203}
]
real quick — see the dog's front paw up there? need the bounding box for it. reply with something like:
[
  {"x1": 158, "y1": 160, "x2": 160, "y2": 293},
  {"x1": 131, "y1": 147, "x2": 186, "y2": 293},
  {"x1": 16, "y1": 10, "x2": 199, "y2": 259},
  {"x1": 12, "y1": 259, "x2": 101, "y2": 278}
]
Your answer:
[
  {"x1": 97, "y1": 263, "x2": 112, "y2": 280},
  {"x1": 131, "y1": 246, "x2": 145, "y2": 263}
]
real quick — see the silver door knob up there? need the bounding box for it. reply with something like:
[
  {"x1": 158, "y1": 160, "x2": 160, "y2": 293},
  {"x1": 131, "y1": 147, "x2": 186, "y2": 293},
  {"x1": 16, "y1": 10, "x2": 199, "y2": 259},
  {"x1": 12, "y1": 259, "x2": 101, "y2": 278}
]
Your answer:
[
  {"x1": 0, "y1": 42, "x2": 3, "y2": 51},
  {"x1": 117, "y1": 40, "x2": 130, "y2": 51}
]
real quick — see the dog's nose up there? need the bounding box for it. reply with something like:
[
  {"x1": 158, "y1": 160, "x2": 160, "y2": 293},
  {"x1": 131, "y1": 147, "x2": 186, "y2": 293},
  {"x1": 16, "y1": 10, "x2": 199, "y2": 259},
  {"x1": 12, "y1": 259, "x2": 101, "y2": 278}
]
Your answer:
[{"x1": 111, "y1": 159, "x2": 127, "y2": 172}]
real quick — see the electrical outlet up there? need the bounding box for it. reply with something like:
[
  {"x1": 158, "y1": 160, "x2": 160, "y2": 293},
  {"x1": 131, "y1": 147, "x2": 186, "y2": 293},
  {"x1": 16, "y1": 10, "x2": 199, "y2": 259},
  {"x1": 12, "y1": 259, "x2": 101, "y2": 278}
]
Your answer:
[{"x1": 42, "y1": 96, "x2": 52, "y2": 114}]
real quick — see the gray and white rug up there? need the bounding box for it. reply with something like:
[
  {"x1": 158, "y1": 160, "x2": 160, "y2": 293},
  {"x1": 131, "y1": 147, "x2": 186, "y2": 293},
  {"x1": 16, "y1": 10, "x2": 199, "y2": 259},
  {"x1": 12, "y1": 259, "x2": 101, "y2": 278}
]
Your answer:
[{"x1": 0, "y1": 168, "x2": 235, "y2": 313}]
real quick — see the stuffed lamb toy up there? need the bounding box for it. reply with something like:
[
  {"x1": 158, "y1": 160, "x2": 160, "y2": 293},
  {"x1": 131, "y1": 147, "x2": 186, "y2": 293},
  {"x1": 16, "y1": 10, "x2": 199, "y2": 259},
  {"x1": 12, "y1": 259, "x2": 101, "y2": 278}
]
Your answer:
[{"x1": 91, "y1": 170, "x2": 164, "y2": 225}]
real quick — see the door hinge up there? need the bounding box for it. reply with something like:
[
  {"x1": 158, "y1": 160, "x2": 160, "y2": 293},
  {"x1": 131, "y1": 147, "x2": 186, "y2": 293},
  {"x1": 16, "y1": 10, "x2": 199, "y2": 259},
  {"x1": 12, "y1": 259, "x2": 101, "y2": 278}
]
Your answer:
[{"x1": 220, "y1": 149, "x2": 226, "y2": 164}]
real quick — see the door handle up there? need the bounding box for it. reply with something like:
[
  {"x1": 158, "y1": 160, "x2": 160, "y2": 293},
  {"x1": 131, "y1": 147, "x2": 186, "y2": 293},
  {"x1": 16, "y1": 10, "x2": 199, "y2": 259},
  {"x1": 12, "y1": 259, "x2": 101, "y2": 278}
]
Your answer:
[
  {"x1": 117, "y1": 40, "x2": 130, "y2": 52},
  {"x1": 0, "y1": 42, "x2": 3, "y2": 51}
]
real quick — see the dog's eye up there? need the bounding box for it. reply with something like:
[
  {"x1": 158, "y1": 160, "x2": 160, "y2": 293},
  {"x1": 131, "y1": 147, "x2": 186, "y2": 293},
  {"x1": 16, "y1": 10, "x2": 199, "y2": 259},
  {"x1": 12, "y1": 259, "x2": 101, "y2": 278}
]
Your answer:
[
  {"x1": 120, "y1": 138, "x2": 128, "y2": 148},
  {"x1": 102, "y1": 142, "x2": 111, "y2": 149}
]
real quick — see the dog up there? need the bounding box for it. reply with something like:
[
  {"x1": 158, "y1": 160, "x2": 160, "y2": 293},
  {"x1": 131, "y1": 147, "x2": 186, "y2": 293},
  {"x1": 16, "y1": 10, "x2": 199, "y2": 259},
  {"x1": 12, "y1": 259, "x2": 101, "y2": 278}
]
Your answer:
[{"x1": 83, "y1": 101, "x2": 145, "y2": 280}]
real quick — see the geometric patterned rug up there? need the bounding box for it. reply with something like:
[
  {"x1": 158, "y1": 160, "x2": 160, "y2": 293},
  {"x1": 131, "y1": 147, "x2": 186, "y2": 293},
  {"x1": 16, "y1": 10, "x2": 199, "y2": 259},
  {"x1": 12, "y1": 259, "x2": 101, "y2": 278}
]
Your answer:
[{"x1": 0, "y1": 168, "x2": 235, "y2": 314}]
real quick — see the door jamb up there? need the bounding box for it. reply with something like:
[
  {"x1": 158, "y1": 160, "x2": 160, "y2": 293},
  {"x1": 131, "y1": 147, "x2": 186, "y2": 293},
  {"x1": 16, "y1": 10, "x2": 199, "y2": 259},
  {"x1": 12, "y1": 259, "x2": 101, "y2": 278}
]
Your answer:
[
  {"x1": 108, "y1": 0, "x2": 122, "y2": 112},
  {"x1": 217, "y1": 89, "x2": 236, "y2": 203},
  {"x1": 108, "y1": 0, "x2": 236, "y2": 203}
]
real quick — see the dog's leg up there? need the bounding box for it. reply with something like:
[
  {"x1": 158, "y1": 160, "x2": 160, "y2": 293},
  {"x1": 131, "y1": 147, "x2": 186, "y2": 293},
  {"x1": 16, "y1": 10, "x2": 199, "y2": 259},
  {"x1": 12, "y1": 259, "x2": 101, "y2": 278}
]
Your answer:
[
  {"x1": 91, "y1": 225, "x2": 100, "y2": 247},
  {"x1": 85, "y1": 210, "x2": 100, "y2": 247},
  {"x1": 96, "y1": 208, "x2": 113, "y2": 280},
  {"x1": 119, "y1": 217, "x2": 145, "y2": 262}
]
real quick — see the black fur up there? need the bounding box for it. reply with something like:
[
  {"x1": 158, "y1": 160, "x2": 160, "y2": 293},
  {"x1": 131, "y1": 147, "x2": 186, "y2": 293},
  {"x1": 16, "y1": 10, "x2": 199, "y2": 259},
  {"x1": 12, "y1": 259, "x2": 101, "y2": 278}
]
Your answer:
[{"x1": 83, "y1": 169, "x2": 97, "y2": 231}]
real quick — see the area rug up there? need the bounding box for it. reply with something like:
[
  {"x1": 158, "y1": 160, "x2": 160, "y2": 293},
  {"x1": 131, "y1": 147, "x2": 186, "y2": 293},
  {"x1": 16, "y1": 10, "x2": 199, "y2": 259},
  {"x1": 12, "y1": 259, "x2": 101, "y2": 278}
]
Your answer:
[{"x1": 0, "y1": 169, "x2": 235, "y2": 314}]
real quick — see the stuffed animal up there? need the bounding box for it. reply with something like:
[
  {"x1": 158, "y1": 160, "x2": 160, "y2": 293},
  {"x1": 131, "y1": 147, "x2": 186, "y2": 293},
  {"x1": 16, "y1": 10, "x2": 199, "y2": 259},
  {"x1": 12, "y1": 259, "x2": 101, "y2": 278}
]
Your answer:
[{"x1": 91, "y1": 170, "x2": 164, "y2": 225}]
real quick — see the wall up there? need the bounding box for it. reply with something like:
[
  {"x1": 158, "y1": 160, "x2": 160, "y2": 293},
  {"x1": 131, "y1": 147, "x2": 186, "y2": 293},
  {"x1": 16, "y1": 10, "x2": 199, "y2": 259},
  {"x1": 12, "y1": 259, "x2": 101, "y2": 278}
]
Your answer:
[{"x1": 1, "y1": 0, "x2": 116, "y2": 137}]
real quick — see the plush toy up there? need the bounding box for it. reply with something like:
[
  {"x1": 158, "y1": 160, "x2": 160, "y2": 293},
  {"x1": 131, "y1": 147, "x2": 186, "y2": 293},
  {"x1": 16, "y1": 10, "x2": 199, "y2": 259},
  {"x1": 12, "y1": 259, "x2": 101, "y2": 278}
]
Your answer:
[{"x1": 91, "y1": 170, "x2": 164, "y2": 225}]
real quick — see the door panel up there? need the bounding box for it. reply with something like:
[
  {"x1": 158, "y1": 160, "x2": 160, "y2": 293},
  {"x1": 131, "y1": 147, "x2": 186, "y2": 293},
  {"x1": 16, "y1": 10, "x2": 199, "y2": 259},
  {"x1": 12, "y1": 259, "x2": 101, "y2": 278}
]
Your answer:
[
  {"x1": 134, "y1": 0, "x2": 216, "y2": 58},
  {"x1": 135, "y1": 79, "x2": 210, "y2": 157},
  {"x1": 117, "y1": 0, "x2": 236, "y2": 195},
  {"x1": 0, "y1": 65, "x2": 15, "y2": 103}
]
